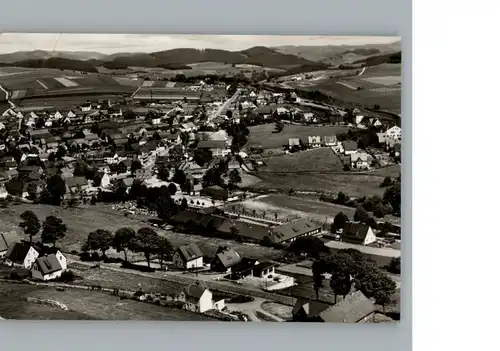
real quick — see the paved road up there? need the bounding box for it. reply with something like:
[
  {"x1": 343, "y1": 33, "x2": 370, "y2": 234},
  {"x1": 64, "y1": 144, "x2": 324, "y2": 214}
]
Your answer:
[
  {"x1": 66, "y1": 255, "x2": 297, "y2": 306},
  {"x1": 209, "y1": 89, "x2": 240, "y2": 122}
]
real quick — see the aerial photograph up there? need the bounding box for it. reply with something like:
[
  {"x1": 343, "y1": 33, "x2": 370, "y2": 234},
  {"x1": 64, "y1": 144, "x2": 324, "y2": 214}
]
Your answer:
[{"x1": 0, "y1": 34, "x2": 401, "y2": 323}]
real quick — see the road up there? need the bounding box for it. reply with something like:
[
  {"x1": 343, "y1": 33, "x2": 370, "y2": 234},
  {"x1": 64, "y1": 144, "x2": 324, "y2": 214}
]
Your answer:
[
  {"x1": 208, "y1": 89, "x2": 240, "y2": 122},
  {"x1": 357, "y1": 67, "x2": 366, "y2": 76},
  {"x1": 66, "y1": 255, "x2": 297, "y2": 306},
  {"x1": 324, "y1": 240, "x2": 400, "y2": 258},
  {"x1": 0, "y1": 83, "x2": 16, "y2": 116}
]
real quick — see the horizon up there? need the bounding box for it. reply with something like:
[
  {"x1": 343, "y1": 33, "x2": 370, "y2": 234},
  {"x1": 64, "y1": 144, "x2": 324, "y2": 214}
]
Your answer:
[{"x1": 0, "y1": 34, "x2": 400, "y2": 55}]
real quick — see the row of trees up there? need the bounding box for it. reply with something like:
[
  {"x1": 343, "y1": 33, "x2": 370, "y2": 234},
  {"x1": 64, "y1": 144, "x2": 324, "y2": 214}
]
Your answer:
[
  {"x1": 82, "y1": 227, "x2": 173, "y2": 268},
  {"x1": 19, "y1": 211, "x2": 67, "y2": 247}
]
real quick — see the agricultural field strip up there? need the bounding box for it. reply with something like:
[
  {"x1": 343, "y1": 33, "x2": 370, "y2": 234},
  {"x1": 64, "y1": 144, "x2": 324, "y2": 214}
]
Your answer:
[
  {"x1": 53, "y1": 77, "x2": 79, "y2": 87},
  {"x1": 36, "y1": 80, "x2": 49, "y2": 90},
  {"x1": 361, "y1": 76, "x2": 401, "y2": 86}
]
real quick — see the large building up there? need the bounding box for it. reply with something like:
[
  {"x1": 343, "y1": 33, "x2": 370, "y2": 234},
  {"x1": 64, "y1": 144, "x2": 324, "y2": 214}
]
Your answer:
[{"x1": 270, "y1": 219, "x2": 323, "y2": 244}]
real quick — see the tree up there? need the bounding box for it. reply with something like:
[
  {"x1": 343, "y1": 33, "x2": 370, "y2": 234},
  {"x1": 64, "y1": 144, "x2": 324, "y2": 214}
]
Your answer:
[
  {"x1": 380, "y1": 176, "x2": 393, "y2": 187},
  {"x1": 130, "y1": 227, "x2": 160, "y2": 268},
  {"x1": 157, "y1": 166, "x2": 170, "y2": 182},
  {"x1": 312, "y1": 261, "x2": 324, "y2": 300},
  {"x1": 202, "y1": 167, "x2": 224, "y2": 188},
  {"x1": 336, "y1": 191, "x2": 348, "y2": 205},
  {"x1": 172, "y1": 169, "x2": 187, "y2": 186},
  {"x1": 156, "y1": 236, "x2": 173, "y2": 270},
  {"x1": 5, "y1": 178, "x2": 24, "y2": 196},
  {"x1": 46, "y1": 175, "x2": 66, "y2": 205},
  {"x1": 383, "y1": 184, "x2": 401, "y2": 216},
  {"x1": 288, "y1": 236, "x2": 329, "y2": 259},
  {"x1": 168, "y1": 183, "x2": 177, "y2": 196},
  {"x1": 329, "y1": 252, "x2": 357, "y2": 303},
  {"x1": 332, "y1": 212, "x2": 349, "y2": 232},
  {"x1": 130, "y1": 160, "x2": 142, "y2": 175},
  {"x1": 85, "y1": 229, "x2": 113, "y2": 257},
  {"x1": 113, "y1": 227, "x2": 136, "y2": 262},
  {"x1": 19, "y1": 211, "x2": 40, "y2": 244},
  {"x1": 386, "y1": 257, "x2": 401, "y2": 274},
  {"x1": 156, "y1": 196, "x2": 179, "y2": 221},
  {"x1": 27, "y1": 183, "x2": 38, "y2": 200},
  {"x1": 180, "y1": 198, "x2": 189, "y2": 210},
  {"x1": 228, "y1": 169, "x2": 241, "y2": 187},
  {"x1": 274, "y1": 120, "x2": 284, "y2": 133},
  {"x1": 41, "y1": 216, "x2": 67, "y2": 247},
  {"x1": 123, "y1": 110, "x2": 136, "y2": 120},
  {"x1": 193, "y1": 148, "x2": 213, "y2": 167},
  {"x1": 354, "y1": 206, "x2": 371, "y2": 223}
]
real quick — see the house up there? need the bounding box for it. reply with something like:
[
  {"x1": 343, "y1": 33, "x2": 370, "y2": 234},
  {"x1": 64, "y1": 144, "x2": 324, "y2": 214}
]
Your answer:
[
  {"x1": 270, "y1": 219, "x2": 323, "y2": 244},
  {"x1": 342, "y1": 140, "x2": 358, "y2": 155},
  {"x1": 292, "y1": 290, "x2": 376, "y2": 323},
  {"x1": 290, "y1": 92, "x2": 301, "y2": 103},
  {"x1": 66, "y1": 176, "x2": 89, "y2": 194},
  {"x1": 385, "y1": 126, "x2": 402, "y2": 141},
  {"x1": 323, "y1": 135, "x2": 338, "y2": 147},
  {"x1": 5, "y1": 242, "x2": 39, "y2": 269},
  {"x1": 306, "y1": 136, "x2": 322, "y2": 148},
  {"x1": 288, "y1": 138, "x2": 300, "y2": 149},
  {"x1": 200, "y1": 185, "x2": 229, "y2": 201},
  {"x1": 180, "y1": 122, "x2": 197, "y2": 132},
  {"x1": 369, "y1": 118, "x2": 382, "y2": 127},
  {"x1": 302, "y1": 112, "x2": 316, "y2": 123},
  {"x1": 350, "y1": 152, "x2": 371, "y2": 170},
  {"x1": 164, "y1": 133, "x2": 181, "y2": 144},
  {"x1": 134, "y1": 168, "x2": 151, "y2": 180},
  {"x1": 172, "y1": 243, "x2": 204, "y2": 270},
  {"x1": 376, "y1": 132, "x2": 387, "y2": 144},
  {"x1": 342, "y1": 223, "x2": 377, "y2": 246},
  {"x1": 31, "y1": 251, "x2": 68, "y2": 281},
  {"x1": 210, "y1": 246, "x2": 242, "y2": 273},
  {"x1": 197, "y1": 140, "x2": 230, "y2": 157},
  {"x1": 0, "y1": 231, "x2": 21, "y2": 259},
  {"x1": 180, "y1": 282, "x2": 225, "y2": 313}
]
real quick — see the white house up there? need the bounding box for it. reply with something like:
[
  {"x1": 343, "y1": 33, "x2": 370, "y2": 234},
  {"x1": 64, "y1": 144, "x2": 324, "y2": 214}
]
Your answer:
[
  {"x1": 67, "y1": 111, "x2": 76, "y2": 119},
  {"x1": 172, "y1": 243, "x2": 204, "y2": 270},
  {"x1": 180, "y1": 282, "x2": 225, "y2": 313},
  {"x1": 342, "y1": 223, "x2": 377, "y2": 246},
  {"x1": 100, "y1": 173, "x2": 111, "y2": 188},
  {"x1": 385, "y1": 126, "x2": 402, "y2": 141},
  {"x1": 53, "y1": 111, "x2": 63, "y2": 120},
  {"x1": 350, "y1": 152, "x2": 371, "y2": 170},
  {"x1": 5, "y1": 242, "x2": 39, "y2": 269},
  {"x1": 307, "y1": 136, "x2": 322, "y2": 148},
  {"x1": 31, "y1": 251, "x2": 68, "y2": 281}
]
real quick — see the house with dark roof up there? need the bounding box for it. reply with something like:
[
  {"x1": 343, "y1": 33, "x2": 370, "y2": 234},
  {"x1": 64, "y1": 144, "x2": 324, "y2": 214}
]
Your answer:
[
  {"x1": 270, "y1": 219, "x2": 322, "y2": 244},
  {"x1": 5, "y1": 242, "x2": 39, "y2": 269},
  {"x1": 342, "y1": 140, "x2": 358, "y2": 155},
  {"x1": 31, "y1": 251, "x2": 67, "y2": 281},
  {"x1": 342, "y1": 222, "x2": 376, "y2": 246},
  {"x1": 178, "y1": 281, "x2": 224, "y2": 313},
  {"x1": 172, "y1": 243, "x2": 204, "y2": 270},
  {"x1": 0, "y1": 231, "x2": 21, "y2": 259},
  {"x1": 66, "y1": 176, "x2": 89, "y2": 194},
  {"x1": 210, "y1": 246, "x2": 242, "y2": 273},
  {"x1": 292, "y1": 291, "x2": 376, "y2": 323},
  {"x1": 197, "y1": 140, "x2": 230, "y2": 157}
]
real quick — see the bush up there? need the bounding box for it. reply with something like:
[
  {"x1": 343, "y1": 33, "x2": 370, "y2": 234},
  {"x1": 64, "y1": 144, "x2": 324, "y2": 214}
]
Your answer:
[
  {"x1": 121, "y1": 261, "x2": 156, "y2": 273},
  {"x1": 227, "y1": 295, "x2": 254, "y2": 304},
  {"x1": 103, "y1": 256, "x2": 123, "y2": 264},
  {"x1": 56, "y1": 270, "x2": 78, "y2": 282},
  {"x1": 70, "y1": 250, "x2": 79, "y2": 255},
  {"x1": 386, "y1": 257, "x2": 401, "y2": 274}
]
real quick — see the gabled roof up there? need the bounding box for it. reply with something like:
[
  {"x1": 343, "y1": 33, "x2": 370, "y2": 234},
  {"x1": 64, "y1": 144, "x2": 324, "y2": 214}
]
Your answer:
[
  {"x1": 7, "y1": 242, "x2": 37, "y2": 263},
  {"x1": 319, "y1": 291, "x2": 376, "y2": 323},
  {"x1": 342, "y1": 140, "x2": 357, "y2": 151},
  {"x1": 343, "y1": 222, "x2": 372, "y2": 241},
  {"x1": 35, "y1": 254, "x2": 63, "y2": 275},
  {"x1": 0, "y1": 231, "x2": 21, "y2": 253},
  {"x1": 271, "y1": 219, "x2": 322, "y2": 243},
  {"x1": 292, "y1": 298, "x2": 331, "y2": 317},
  {"x1": 177, "y1": 243, "x2": 203, "y2": 262},
  {"x1": 183, "y1": 282, "x2": 208, "y2": 299},
  {"x1": 213, "y1": 247, "x2": 241, "y2": 269}
]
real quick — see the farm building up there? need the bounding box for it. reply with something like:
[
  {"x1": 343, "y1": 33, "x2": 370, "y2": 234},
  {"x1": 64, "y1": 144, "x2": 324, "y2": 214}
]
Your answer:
[
  {"x1": 31, "y1": 251, "x2": 68, "y2": 281},
  {"x1": 342, "y1": 223, "x2": 376, "y2": 246},
  {"x1": 5, "y1": 242, "x2": 39, "y2": 269},
  {"x1": 292, "y1": 291, "x2": 376, "y2": 323},
  {"x1": 270, "y1": 219, "x2": 323, "y2": 244},
  {"x1": 179, "y1": 282, "x2": 225, "y2": 313},
  {"x1": 210, "y1": 246, "x2": 242, "y2": 273},
  {"x1": 172, "y1": 243, "x2": 204, "y2": 270}
]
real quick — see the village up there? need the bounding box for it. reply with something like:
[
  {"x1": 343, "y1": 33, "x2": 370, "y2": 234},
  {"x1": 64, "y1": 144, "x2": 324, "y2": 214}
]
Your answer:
[{"x1": 0, "y1": 40, "x2": 401, "y2": 323}]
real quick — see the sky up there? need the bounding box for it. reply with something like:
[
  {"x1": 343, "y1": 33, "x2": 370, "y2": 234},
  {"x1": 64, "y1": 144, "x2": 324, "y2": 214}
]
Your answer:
[{"x1": 0, "y1": 34, "x2": 400, "y2": 54}]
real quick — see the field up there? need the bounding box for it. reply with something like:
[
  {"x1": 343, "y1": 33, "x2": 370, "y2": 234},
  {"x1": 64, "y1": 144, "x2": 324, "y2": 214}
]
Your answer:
[
  {"x1": 229, "y1": 194, "x2": 356, "y2": 224},
  {"x1": 0, "y1": 67, "x2": 136, "y2": 100},
  {"x1": 368, "y1": 164, "x2": 401, "y2": 178},
  {"x1": 246, "y1": 123, "x2": 350, "y2": 149},
  {"x1": 249, "y1": 171, "x2": 387, "y2": 197},
  {"x1": 0, "y1": 203, "x2": 284, "y2": 261},
  {"x1": 259, "y1": 148, "x2": 343, "y2": 173},
  {"x1": 0, "y1": 282, "x2": 215, "y2": 320}
]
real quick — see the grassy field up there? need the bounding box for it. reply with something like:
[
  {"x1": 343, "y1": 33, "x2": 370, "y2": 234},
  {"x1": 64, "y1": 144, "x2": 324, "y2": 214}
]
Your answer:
[
  {"x1": 231, "y1": 194, "x2": 356, "y2": 223},
  {"x1": 0, "y1": 203, "x2": 284, "y2": 261},
  {"x1": 0, "y1": 282, "x2": 215, "y2": 320},
  {"x1": 259, "y1": 147, "x2": 343, "y2": 173},
  {"x1": 369, "y1": 164, "x2": 401, "y2": 178},
  {"x1": 247, "y1": 123, "x2": 350, "y2": 149},
  {"x1": 249, "y1": 172, "x2": 386, "y2": 198}
]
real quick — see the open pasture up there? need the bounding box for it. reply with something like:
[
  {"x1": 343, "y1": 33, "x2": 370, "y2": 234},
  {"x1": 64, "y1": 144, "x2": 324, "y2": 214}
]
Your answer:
[
  {"x1": 247, "y1": 123, "x2": 350, "y2": 149},
  {"x1": 361, "y1": 76, "x2": 401, "y2": 86},
  {"x1": 259, "y1": 147, "x2": 343, "y2": 173}
]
